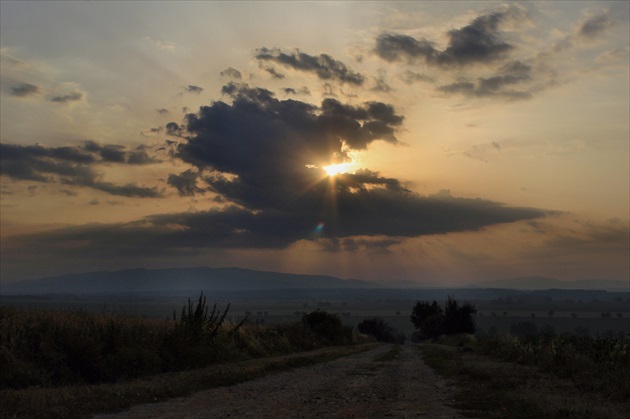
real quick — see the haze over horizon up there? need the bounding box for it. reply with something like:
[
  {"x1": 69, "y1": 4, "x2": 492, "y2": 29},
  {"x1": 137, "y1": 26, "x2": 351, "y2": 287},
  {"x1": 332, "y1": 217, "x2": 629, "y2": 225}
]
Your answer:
[{"x1": 1, "y1": 1, "x2": 628, "y2": 286}]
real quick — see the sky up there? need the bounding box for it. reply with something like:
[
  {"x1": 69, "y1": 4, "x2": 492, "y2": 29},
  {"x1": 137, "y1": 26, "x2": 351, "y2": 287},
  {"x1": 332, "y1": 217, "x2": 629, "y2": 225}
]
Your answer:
[{"x1": 1, "y1": 1, "x2": 628, "y2": 286}]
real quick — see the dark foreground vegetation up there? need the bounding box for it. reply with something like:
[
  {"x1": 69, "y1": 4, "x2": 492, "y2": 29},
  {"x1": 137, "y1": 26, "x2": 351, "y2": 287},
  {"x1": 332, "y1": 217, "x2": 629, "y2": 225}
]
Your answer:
[
  {"x1": 0, "y1": 294, "x2": 360, "y2": 390},
  {"x1": 421, "y1": 333, "x2": 630, "y2": 418}
]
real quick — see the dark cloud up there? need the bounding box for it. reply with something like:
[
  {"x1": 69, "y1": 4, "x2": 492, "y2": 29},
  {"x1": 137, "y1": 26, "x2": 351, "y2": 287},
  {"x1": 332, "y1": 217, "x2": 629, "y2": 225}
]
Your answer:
[
  {"x1": 255, "y1": 48, "x2": 365, "y2": 85},
  {"x1": 220, "y1": 67, "x2": 242, "y2": 79},
  {"x1": 578, "y1": 12, "x2": 612, "y2": 39},
  {"x1": 165, "y1": 122, "x2": 183, "y2": 137},
  {"x1": 167, "y1": 169, "x2": 203, "y2": 196},
  {"x1": 171, "y1": 83, "x2": 404, "y2": 209},
  {"x1": 0, "y1": 142, "x2": 162, "y2": 198},
  {"x1": 185, "y1": 85, "x2": 204, "y2": 94},
  {"x1": 104, "y1": 82, "x2": 552, "y2": 252},
  {"x1": 437, "y1": 60, "x2": 532, "y2": 99},
  {"x1": 12, "y1": 190, "x2": 545, "y2": 257},
  {"x1": 283, "y1": 86, "x2": 310, "y2": 96},
  {"x1": 49, "y1": 92, "x2": 83, "y2": 103},
  {"x1": 10, "y1": 82, "x2": 40, "y2": 97},
  {"x1": 375, "y1": 6, "x2": 525, "y2": 67},
  {"x1": 263, "y1": 66, "x2": 285, "y2": 79}
]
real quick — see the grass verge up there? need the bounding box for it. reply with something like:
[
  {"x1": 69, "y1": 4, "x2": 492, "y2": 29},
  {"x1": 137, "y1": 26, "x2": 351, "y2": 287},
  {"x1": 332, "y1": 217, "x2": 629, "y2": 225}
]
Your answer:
[
  {"x1": 418, "y1": 343, "x2": 630, "y2": 419},
  {"x1": 1, "y1": 343, "x2": 378, "y2": 419}
]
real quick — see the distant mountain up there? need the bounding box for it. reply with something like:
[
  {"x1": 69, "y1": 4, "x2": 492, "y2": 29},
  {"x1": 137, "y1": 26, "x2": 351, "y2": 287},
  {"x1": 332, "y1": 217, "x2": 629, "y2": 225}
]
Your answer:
[
  {"x1": 471, "y1": 276, "x2": 628, "y2": 292},
  {"x1": 0, "y1": 267, "x2": 377, "y2": 295}
]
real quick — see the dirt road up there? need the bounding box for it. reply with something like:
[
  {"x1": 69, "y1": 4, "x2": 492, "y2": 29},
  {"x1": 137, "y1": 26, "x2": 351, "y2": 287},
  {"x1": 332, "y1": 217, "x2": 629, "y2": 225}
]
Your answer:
[{"x1": 95, "y1": 344, "x2": 463, "y2": 418}]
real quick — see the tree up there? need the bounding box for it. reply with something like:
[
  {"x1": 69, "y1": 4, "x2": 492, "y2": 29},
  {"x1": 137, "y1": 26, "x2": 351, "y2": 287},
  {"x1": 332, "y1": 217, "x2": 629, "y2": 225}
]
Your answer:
[
  {"x1": 410, "y1": 296, "x2": 477, "y2": 340},
  {"x1": 357, "y1": 317, "x2": 398, "y2": 343},
  {"x1": 410, "y1": 300, "x2": 442, "y2": 329},
  {"x1": 302, "y1": 310, "x2": 352, "y2": 345},
  {"x1": 443, "y1": 295, "x2": 477, "y2": 335}
]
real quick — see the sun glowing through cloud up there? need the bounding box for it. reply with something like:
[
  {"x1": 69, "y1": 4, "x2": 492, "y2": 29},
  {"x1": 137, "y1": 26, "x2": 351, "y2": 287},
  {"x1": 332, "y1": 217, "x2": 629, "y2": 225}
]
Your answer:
[{"x1": 323, "y1": 162, "x2": 354, "y2": 177}]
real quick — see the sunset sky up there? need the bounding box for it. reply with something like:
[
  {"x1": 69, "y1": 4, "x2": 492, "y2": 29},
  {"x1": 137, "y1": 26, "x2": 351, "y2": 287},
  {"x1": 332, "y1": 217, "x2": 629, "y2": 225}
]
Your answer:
[{"x1": 1, "y1": 1, "x2": 628, "y2": 285}]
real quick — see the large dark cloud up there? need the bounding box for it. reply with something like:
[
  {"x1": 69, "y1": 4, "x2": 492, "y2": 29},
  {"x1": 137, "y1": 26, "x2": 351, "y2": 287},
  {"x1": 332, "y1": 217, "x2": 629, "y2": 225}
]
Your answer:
[
  {"x1": 375, "y1": 6, "x2": 525, "y2": 67},
  {"x1": 255, "y1": 48, "x2": 365, "y2": 85},
  {"x1": 171, "y1": 82, "x2": 403, "y2": 209},
  {"x1": 150, "y1": 83, "x2": 546, "y2": 251},
  {"x1": 12, "y1": 191, "x2": 545, "y2": 257},
  {"x1": 0, "y1": 142, "x2": 162, "y2": 198}
]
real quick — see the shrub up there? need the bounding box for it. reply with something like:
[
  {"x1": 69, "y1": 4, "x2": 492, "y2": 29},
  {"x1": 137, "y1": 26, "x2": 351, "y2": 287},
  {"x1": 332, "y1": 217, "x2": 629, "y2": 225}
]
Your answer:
[
  {"x1": 301, "y1": 310, "x2": 353, "y2": 345},
  {"x1": 410, "y1": 300, "x2": 442, "y2": 329},
  {"x1": 410, "y1": 295, "x2": 476, "y2": 340},
  {"x1": 358, "y1": 317, "x2": 399, "y2": 343}
]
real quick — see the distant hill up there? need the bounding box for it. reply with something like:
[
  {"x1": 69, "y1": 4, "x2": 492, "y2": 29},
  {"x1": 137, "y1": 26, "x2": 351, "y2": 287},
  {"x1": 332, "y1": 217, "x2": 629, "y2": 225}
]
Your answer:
[
  {"x1": 0, "y1": 267, "x2": 377, "y2": 295},
  {"x1": 2, "y1": 268, "x2": 626, "y2": 296},
  {"x1": 471, "y1": 276, "x2": 628, "y2": 292}
]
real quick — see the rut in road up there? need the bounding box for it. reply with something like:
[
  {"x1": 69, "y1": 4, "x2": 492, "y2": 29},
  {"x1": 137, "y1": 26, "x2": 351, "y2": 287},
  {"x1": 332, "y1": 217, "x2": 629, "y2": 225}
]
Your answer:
[{"x1": 95, "y1": 344, "x2": 463, "y2": 418}]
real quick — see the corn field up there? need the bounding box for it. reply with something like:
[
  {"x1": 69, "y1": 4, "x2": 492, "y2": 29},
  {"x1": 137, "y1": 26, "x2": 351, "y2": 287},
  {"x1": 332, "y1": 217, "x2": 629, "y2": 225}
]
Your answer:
[{"x1": 0, "y1": 297, "x2": 362, "y2": 389}]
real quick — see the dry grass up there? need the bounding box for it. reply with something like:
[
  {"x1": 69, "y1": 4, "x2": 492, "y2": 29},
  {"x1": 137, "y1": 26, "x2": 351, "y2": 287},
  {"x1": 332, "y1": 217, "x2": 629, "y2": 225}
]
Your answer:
[
  {"x1": 1, "y1": 343, "x2": 378, "y2": 419},
  {"x1": 419, "y1": 342, "x2": 630, "y2": 418}
]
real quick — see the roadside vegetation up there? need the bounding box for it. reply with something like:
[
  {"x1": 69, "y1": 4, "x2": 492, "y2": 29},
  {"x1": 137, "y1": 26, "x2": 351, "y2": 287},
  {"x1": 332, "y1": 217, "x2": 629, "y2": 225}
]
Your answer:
[
  {"x1": 419, "y1": 333, "x2": 630, "y2": 418},
  {"x1": 410, "y1": 296, "x2": 630, "y2": 417},
  {"x1": 0, "y1": 294, "x2": 374, "y2": 418},
  {"x1": 410, "y1": 295, "x2": 477, "y2": 341}
]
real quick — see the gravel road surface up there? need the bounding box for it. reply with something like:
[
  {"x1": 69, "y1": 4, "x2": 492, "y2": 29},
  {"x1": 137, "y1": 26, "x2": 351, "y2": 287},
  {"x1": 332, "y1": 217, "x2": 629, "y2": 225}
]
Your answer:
[{"x1": 95, "y1": 344, "x2": 463, "y2": 418}]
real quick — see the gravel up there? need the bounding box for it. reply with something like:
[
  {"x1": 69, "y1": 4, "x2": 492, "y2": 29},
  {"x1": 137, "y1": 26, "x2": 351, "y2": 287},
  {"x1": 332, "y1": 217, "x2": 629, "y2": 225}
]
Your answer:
[{"x1": 94, "y1": 344, "x2": 463, "y2": 418}]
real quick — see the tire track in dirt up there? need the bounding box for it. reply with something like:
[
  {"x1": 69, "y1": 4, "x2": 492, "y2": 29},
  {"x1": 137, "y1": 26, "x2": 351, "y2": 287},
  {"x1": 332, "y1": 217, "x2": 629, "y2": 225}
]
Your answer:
[{"x1": 95, "y1": 344, "x2": 462, "y2": 418}]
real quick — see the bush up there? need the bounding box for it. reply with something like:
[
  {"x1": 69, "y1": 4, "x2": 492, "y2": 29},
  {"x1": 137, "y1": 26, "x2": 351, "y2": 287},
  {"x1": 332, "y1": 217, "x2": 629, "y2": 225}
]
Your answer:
[
  {"x1": 358, "y1": 317, "x2": 402, "y2": 343},
  {"x1": 410, "y1": 295, "x2": 476, "y2": 340},
  {"x1": 301, "y1": 310, "x2": 353, "y2": 345}
]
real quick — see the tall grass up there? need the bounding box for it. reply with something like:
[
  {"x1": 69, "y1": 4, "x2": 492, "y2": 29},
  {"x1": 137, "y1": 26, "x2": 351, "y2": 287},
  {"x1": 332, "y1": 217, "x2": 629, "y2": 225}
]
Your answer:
[
  {"x1": 0, "y1": 297, "x2": 363, "y2": 390},
  {"x1": 477, "y1": 333, "x2": 630, "y2": 401}
]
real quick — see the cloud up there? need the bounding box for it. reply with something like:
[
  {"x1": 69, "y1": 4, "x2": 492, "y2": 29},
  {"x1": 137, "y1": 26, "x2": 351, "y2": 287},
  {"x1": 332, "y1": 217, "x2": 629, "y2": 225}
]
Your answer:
[
  {"x1": 255, "y1": 48, "x2": 365, "y2": 85},
  {"x1": 371, "y1": 70, "x2": 393, "y2": 92},
  {"x1": 438, "y1": 60, "x2": 532, "y2": 99},
  {"x1": 185, "y1": 85, "x2": 204, "y2": 94},
  {"x1": 263, "y1": 66, "x2": 285, "y2": 79},
  {"x1": 449, "y1": 141, "x2": 501, "y2": 163},
  {"x1": 283, "y1": 86, "x2": 310, "y2": 96},
  {"x1": 49, "y1": 91, "x2": 83, "y2": 104},
  {"x1": 220, "y1": 67, "x2": 242, "y2": 79},
  {"x1": 578, "y1": 12, "x2": 613, "y2": 40},
  {"x1": 399, "y1": 70, "x2": 434, "y2": 85},
  {"x1": 0, "y1": 142, "x2": 162, "y2": 198},
  {"x1": 375, "y1": 6, "x2": 527, "y2": 67},
  {"x1": 10, "y1": 82, "x2": 40, "y2": 97},
  {"x1": 167, "y1": 169, "x2": 203, "y2": 196},
  {"x1": 111, "y1": 82, "x2": 549, "y2": 252}
]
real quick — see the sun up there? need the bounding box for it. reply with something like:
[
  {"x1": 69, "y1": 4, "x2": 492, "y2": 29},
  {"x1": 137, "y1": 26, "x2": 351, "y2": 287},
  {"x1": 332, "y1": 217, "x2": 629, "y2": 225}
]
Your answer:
[{"x1": 323, "y1": 162, "x2": 353, "y2": 177}]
